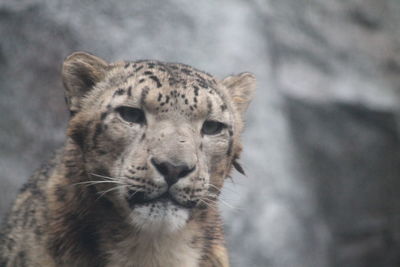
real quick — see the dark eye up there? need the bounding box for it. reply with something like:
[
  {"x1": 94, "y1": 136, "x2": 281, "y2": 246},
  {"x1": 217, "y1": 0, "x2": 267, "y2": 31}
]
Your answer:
[
  {"x1": 202, "y1": 120, "x2": 226, "y2": 135},
  {"x1": 116, "y1": 106, "x2": 146, "y2": 124}
]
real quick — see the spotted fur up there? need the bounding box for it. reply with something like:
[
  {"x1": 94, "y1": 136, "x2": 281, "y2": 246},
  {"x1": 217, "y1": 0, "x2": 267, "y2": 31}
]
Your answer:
[{"x1": 0, "y1": 52, "x2": 255, "y2": 267}]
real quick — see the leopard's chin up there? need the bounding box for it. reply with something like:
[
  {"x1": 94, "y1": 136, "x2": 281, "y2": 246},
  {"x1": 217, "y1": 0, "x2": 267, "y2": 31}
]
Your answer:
[
  {"x1": 128, "y1": 199, "x2": 190, "y2": 233},
  {"x1": 126, "y1": 191, "x2": 197, "y2": 209}
]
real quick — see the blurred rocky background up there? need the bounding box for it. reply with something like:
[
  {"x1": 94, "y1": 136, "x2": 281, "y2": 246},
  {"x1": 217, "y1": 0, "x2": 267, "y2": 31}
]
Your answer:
[{"x1": 1, "y1": 0, "x2": 400, "y2": 266}]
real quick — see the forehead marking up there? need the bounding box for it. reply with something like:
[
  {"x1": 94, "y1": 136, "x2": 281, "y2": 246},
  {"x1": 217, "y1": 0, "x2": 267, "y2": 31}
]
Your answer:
[
  {"x1": 168, "y1": 77, "x2": 177, "y2": 86},
  {"x1": 193, "y1": 85, "x2": 199, "y2": 96},
  {"x1": 100, "y1": 105, "x2": 112, "y2": 121},
  {"x1": 149, "y1": 75, "x2": 162, "y2": 88},
  {"x1": 134, "y1": 65, "x2": 144, "y2": 72},
  {"x1": 206, "y1": 96, "x2": 213, "y2": 114},
  {"x1": 196, "y1": 79, "x2": 208, "y2": 88},
  {"x1": 111, "y1": 62, "x2": 230, "y2": 121},
  {"x1": 157, "y1": 93, "x2": 162, "y2": 102},
  {"x1": 140, "y1": 86, "x2": 150, "y2": 107},
  {"x1": 181, "y1": 68, "x2": 192, "y2": 75},
  {"x1": 126, "y1": 73, "x2": 135, "y2": 81},
  {"x1": 113, "y1": 88, "x2": 125, "y2": 97}
]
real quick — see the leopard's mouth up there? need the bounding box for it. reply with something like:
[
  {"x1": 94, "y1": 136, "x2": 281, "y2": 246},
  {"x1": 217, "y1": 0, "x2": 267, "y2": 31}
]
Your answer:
[{"x1": 126, "y1": 190, "x2": 197, "y2": 210}]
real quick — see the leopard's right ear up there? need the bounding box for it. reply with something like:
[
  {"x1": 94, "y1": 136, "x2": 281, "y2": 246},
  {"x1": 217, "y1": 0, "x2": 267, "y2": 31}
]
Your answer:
[
  {"x1": 62, "y1": 51, "x2": 108, "y2": 116},
  {"x1": 222, "y1": 72, "x2": 256, "y2": 118}
]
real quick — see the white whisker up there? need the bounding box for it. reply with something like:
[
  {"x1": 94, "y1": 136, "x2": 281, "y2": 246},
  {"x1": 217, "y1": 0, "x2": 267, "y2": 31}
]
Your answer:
[
  {"x1": 205, "y1": 183, "x2": 222, "y2": 192},
  {"x1": 89, "y1": 172, "x2": 125, "y2": 181},
  {"x1": 72, "y1": 180, "x2": 126, "y2": 187},
  {"x1": 199, "y1": 199, "x2": 217, "y2": 210},
  {"x1": 206, "y1": 183, "x2": 240, "y2": 196},
  {"x1": 219, "y1": 198, "x2": 241, "y2": 210},
  {"x1": 128, "y1": 189, "x2": 140, "y2": 198},
  {"x1": 96, "y1": 185, "x2": 127, "y2": 201},
  {"x1": 202, "y1": 194, "x2": 242, "y2": 211}
]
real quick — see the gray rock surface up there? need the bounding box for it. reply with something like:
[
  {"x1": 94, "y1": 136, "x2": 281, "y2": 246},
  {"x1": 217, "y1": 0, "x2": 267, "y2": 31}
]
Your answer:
[
  {"x1": 287, "y1": 99, "x2": 400, "y2": 267},
  {"x1": 1, "y1": 0, "x2": 399, "y2": 266}
]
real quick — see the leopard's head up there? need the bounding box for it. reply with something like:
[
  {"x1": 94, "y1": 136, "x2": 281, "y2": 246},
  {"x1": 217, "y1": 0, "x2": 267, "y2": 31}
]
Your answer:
[{"x1": 63, "y1": 52, "x2": 255, "y2": 232}]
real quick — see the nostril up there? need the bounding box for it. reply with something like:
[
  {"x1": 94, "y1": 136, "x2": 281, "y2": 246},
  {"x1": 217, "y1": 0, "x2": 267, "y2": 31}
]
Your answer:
[
  {"x1": 151, "y1": 158, "x2": 195, "y2": 186},
  {"x1": 151, "y1": 158, "x2": 169, "y2": 177},
  {"x1": 178, "y1": 165, "x2": 195, "y2": 178}
]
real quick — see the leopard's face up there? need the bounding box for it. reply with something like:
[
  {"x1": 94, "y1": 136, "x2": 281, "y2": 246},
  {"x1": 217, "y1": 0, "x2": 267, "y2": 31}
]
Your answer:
[{"x1": 63, "y1": 52, "x2": 255, "y2": 232}]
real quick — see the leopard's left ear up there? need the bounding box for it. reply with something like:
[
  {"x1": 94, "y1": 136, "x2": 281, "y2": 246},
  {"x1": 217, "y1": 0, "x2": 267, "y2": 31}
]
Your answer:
[
  {"x1": 222, "y1": 72, "x2": 256, "y2": 116},
  {"x1": 62, "y1": 51, "x2": 109, "y2": 116}
]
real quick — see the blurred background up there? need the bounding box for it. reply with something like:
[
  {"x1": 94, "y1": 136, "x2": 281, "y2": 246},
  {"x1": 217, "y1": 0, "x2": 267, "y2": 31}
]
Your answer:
[{"x1": 1, "y1": 0, "x2": 400, "y2": 266}]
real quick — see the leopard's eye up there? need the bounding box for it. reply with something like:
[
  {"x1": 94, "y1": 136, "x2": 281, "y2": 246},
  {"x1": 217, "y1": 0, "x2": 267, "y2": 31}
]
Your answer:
[
  {"x1": 202, "y1": 120, "x2": 226, "y2": 135},
  {"x1": 116, "y1": 106, "x2": 146, "y2": 124}
]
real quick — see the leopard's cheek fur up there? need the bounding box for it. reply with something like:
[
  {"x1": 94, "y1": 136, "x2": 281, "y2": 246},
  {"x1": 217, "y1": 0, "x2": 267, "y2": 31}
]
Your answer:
[
  {"x1": 200, "y1": 128, "x2": 233, "y2": 189},
  {"x1": 68, "y1": 109, "x2": 146, "y2": 187}
]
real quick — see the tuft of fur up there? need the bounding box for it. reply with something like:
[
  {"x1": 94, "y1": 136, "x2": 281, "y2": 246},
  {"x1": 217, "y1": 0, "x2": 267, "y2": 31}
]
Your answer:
[{"x1": 0, "y1": 52, "x2": 255, "y2": 267}]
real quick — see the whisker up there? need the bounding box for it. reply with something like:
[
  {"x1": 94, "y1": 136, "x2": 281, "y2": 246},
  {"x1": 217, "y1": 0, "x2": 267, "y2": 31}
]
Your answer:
[
  {"x1": 220, "y1": 186, "x2": 241, "y2": 195},
  {"x1": 202, "y1": 194, "x2": 242, "y2": 211},
  {"x1": 206, "y1": 183, "x2": 240, "y2": 196},
  {"x1": 219, "y1": 198, "x2": 242, "y2": 210},
  {"x1": 72, "y1": 180, "x2": 126, "y2": 187},
  {"x1": 205, "y1": 183, "x2": 222, "y2": 193},
  {"x1": 223, "y1": 179, "x2": 246, "y2": 187},
  {"x1": 128, "y1": 189, "x2": 140, "y2": 198},
  {"x1": 200, "y1": 197, "x2": 219, "y2": 207},
  {"x1": 96, "y1": 185, "x2": 127, "y2": 201},
  {"x1": 90, "y1": 173, "x2": 147, "y2": 187},
  {"x1": 89, "y1": 172, "x2": 125, "y2": 181},
  {"x1": 199, "y1": 199, "x2": 217, "y2": 210}
]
